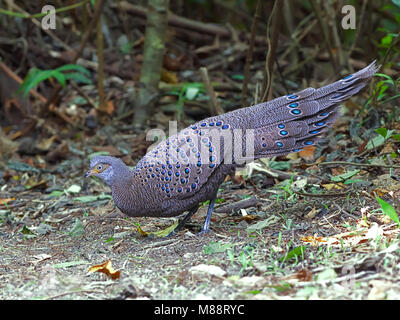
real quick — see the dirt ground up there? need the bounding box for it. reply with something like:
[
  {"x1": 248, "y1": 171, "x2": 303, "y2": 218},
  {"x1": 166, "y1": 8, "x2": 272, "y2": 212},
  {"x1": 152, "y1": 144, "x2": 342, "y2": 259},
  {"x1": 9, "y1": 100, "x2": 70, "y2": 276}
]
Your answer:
[{"x1": 1, "y1": 148, "x2": 400, "y2": 300}]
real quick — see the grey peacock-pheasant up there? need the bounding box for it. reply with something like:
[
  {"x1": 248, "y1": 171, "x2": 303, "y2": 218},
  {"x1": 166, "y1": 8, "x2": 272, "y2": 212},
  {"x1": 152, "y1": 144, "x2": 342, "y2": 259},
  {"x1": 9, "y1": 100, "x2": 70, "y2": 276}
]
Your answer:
[{"x1": 85, "y1": 61, "x2": 378, "y2": 236}]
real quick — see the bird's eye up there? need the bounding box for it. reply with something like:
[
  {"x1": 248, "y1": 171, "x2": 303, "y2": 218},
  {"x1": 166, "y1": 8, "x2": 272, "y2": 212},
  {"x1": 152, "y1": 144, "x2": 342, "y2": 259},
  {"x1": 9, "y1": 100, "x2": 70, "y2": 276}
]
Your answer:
[{"x1": 96, "y1": 164, "x2": 103, "y2": 171}]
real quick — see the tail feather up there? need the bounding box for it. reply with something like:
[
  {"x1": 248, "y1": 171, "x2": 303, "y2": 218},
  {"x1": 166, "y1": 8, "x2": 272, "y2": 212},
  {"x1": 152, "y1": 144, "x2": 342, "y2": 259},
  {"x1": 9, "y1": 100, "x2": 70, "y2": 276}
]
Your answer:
[{"x1": 251, "y1": 61, "x2": 379, "y2": 158}]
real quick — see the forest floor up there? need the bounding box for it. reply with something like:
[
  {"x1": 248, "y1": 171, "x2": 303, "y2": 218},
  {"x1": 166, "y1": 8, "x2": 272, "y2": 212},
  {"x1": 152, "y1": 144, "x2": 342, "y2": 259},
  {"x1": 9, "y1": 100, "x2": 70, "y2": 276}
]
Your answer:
[
  {"x1": 1, "y1": 0, "x2": 400, "y2": 302},
  {"x1": 1, "y1": 125, "x2": 400, "y2": 300}
]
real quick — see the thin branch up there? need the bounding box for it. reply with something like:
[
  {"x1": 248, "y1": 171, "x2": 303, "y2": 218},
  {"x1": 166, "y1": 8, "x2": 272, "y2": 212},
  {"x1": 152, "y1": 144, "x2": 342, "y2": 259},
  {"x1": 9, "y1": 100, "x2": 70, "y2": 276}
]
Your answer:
[
  {"x1": 199, "y1": 67, "x2": 224, "y2": 115},
  {"x1": 319, "y1": 161, "x2": 400, "y2": 169},
  {"x1": 96, "y1": 10, "x2": 105, "y2": 111},
  {"x1": 309, "y1": 0, "x2": 337, "y2": 72},
  {"x1": 261, "y1": 0, "x2": 283, "y2": 102},
  {"x1": 241, "y1": 0, "x2": 262, "y2": 107}
]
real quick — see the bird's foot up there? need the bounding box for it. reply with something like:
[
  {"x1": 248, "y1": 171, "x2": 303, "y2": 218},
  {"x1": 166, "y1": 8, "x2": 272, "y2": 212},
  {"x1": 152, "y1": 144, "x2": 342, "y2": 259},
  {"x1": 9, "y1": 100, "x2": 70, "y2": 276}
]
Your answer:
[
  {"x1": 165, "y1": 230, "x2": 177, "y2": 238},
  {"x1": 197, "y1": 228, "x2": 212, "y2": 236}
]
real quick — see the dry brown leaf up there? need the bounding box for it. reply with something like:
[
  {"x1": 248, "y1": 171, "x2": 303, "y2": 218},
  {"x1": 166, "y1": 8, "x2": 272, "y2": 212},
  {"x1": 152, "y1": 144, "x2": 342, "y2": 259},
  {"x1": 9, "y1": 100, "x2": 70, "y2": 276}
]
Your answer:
[
  {"x1": 88, "y1": 259, "x2": 120, "y2": 280},
  {"x1": 105, "y1": 100, "x2": 115, "y2": 115},
  {"x1": 37, "y1": 135, "x2": 56, "y2": 151},
  {"x1": 136, "y1": 221, "x2": 178, "y2": 238},
  {"x1": 371, "y1": 187, "x2": 392, "y2": 198},
  {"x1": 298, "y1": 146, "x2": 315, "y2": 161},
  {"x1": 380, "y1": 142, "x2": 395, "y2": 155},
  {"x1": 285, "y1": 152, "x2": 298, "y2": 160},
  {"x1": 161, "y1": 68, "x2": 178, "y2": 84},
  {"x1": 10, "y1": 130, "x2": 22, "y2": 140},
  {"x1": 284, "y1": 268, "x2": 313, "y2": 282},
  {"x1": 137, "y1": 225, "x2": 149, "y2": 237},
  {"x1": 98, "y1": 100, "x2": 115, "y2": 115},
  {"x1": 301, "y1": 235, "x2": 327, "y2": 246},
  {"x1": 322, "y1": 183, "x2": 345, "y2": 191},
  {"x1": 304, "y1": 205, "x2": 319, "y2": 219},
  {"x1": 0, "y1": 197, "x2": 15, "y2": 205},
  {"x1": 232, "y1": 170, "x2": 246, "y2": 185},
  {"x1": 233, "y1": 215, "x2": 258, "y2": 223},
  {"x1": 331, "y1": 167, "x2": 345, "y2": 176},
  {"x1": 25, "y1": 179, "x2": 47, "y2": 190}
]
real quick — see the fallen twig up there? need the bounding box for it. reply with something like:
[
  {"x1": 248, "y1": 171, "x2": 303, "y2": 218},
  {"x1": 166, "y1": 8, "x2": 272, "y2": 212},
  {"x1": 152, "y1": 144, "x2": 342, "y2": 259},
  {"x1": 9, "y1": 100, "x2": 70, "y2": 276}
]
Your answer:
[
  {"x1": 319, "y1": 161, "x2": 400, "y2": 169},
  {"x1": 214, "y1": 196, "x2": 259, "y2": 213}
]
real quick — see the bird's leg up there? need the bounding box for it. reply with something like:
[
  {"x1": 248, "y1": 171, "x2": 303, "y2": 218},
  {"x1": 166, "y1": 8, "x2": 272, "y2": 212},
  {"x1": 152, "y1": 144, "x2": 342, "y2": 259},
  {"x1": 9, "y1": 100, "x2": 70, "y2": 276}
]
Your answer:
[
  {"x1": 198, "y1": 196, "x2": 216, "y2": 236},
  {"x1": 167, "y1": 204, "x2": 199, "y2": 237}
]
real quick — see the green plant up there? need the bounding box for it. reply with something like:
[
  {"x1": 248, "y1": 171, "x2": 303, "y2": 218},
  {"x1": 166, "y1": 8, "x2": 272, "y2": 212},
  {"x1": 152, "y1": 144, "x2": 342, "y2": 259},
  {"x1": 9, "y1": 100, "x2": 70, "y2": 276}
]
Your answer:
[
  {"x1": 376, "y1": 196, "x2": 400, "y2": 226},
  {"x1": 374, "y1": 73, "x2": 400, "y2": 105},
  {"x1": 366, "y1": 127, "x2": 400, "y2": 152},
  {"x1": 226, "y1": 244, "x2": 256, "y2": 273},
  {"x1": 279, "y1": 245, "x2": 306, "y2": 264},
  {"x1": 166, "y1": 82, "x2": 205, "y2": 120},
  {"x1": 330, "y1": 169, "x2": 360, "y2": 183},
  {"x1": 19, "y1": 64, "x2": 91, "y2": 98},
  {"x1": 237, "y1": 244, "x2": 255, "y2": 273}
]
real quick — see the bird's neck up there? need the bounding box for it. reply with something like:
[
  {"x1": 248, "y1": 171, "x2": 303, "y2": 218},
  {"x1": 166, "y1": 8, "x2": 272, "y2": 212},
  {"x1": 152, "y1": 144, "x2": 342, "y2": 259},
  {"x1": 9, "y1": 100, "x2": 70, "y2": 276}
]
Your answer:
[
  {"x1": 111, "y1": 163, "x2": 133, "y2": 188},
  {"x1": 110, "y1": 165, "x2": 139, "y2": 215}
]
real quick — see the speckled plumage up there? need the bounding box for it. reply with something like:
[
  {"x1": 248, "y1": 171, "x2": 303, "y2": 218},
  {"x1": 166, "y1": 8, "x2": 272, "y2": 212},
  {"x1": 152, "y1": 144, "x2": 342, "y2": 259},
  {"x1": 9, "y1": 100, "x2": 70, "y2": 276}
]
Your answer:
[{"x1": 86, "y1": 61, "x2": 378, "y2": 234}]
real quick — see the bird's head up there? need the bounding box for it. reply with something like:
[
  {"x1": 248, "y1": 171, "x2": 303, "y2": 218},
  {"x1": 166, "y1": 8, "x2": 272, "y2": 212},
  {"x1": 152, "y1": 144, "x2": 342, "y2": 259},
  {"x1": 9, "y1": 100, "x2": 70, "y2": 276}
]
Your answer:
[{"x1": 85, "y1": 155, "x2": 125, "y2": 187}]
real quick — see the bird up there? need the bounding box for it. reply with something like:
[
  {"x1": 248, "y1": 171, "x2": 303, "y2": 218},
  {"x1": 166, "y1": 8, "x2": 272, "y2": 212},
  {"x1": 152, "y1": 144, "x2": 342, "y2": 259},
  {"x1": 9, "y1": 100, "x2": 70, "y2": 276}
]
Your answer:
[{"x1": 85, "y1": 61, "x2": 379, "y2": 236}]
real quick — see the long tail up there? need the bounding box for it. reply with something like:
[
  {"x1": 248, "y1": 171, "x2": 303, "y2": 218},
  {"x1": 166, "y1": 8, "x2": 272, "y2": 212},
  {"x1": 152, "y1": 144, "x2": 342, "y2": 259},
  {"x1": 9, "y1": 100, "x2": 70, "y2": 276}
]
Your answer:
[{"x1": 249, "y1": 60, "x2": 379, "y2": 158}]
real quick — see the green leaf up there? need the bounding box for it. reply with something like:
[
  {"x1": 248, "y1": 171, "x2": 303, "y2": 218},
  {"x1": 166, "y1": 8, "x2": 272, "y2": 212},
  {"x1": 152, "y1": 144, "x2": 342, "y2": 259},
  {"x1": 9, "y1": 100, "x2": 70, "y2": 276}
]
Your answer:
[
  {"x1": 53, "y1": 260, "x2": 89, "y2": 269},
  {"x1": 7, "y1": 160, "x2": 40, "y2": 173},
  {"x1": 203, "y1": 241, "x2": 232, "y2": 254},
  {"x1": 185, "y1": 86, "x2": 200, "y2": 100},
  {"x1": 55, "y1": 64, "x2": 91, "y2": 76},
  {"x1": 66, "y1": 184, "x2": 81, "y2": 194},
  {"x1": 316, "y1": 268, "x2": 337, "y2": 281},
  {"x1": 376, "y1": 196, "x2": 400, "y2": 226},
  {"x1": 367, "y1": 129, "x2": 394, "y2": 150},
  {"x1": 150, "y1": 221, "x2": 179, "y2": 238},
  {"x1": 18, "y1": 69, "x2": 54, "y2": 98},
  {"x1": 392, "y1": 0, "x2": 400, "y2": 7},
  {"x1": 343, "y1": 179, "x2": 364, "y2": 185},
  {"x1": 330, "y1": 169, "x2": 360, "y2": 182},
  {"x1": 51, "y1": 70, "x2": 66, "y2": 87},
  {"x1": 247, "y1": 217, "x2": 278, "y2": 233},
  {"x1": 21, "y1": 225, "x2": 34, "y2": 235},
  {"x1": 48, "y1": 190, "x2": 64, "y2": 198},
  {"x1": 270, "y1": 161, "x2": 291, "y2": 171},
  {"x1": 374, "y1": 73, "x2": 395, "y2": 85},
  {"x1": 231, "y1": 74, "x2": 244, "y2": 81},
  {"x1": 366, "y1": 135, "x2": 385, "y2": 150},
  {"x1": 69, "y1": 218, "x2": 85, "y2": 237},
  {"x1": 375, "y1": 127, "x2": 388, "y2": 138},
  {"x1": 64, "y1": 72, "x2": 92, "y2": 84},
  {"x1": 392, "y1": 134, "x2": 400, "y2": 141},
  {"x1": 381, "y1": 34, "x2": 393, "y2": 47},
  {"x1": 279, "y1": 246, "x2": 306, "y2": 262},
  {"x1": 269, "y1": 282, "x2": 291, "y2": 292},
  {"x1": 74, "y1": 194, "x2": 112, "y2": 203}
]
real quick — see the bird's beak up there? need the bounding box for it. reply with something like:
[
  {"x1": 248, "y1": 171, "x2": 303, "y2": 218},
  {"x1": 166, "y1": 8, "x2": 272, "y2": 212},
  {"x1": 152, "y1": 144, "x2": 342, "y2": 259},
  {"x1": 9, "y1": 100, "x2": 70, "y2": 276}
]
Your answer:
[{"x1": 84, "y1": 170, "x2": 94, "y2": 178}]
